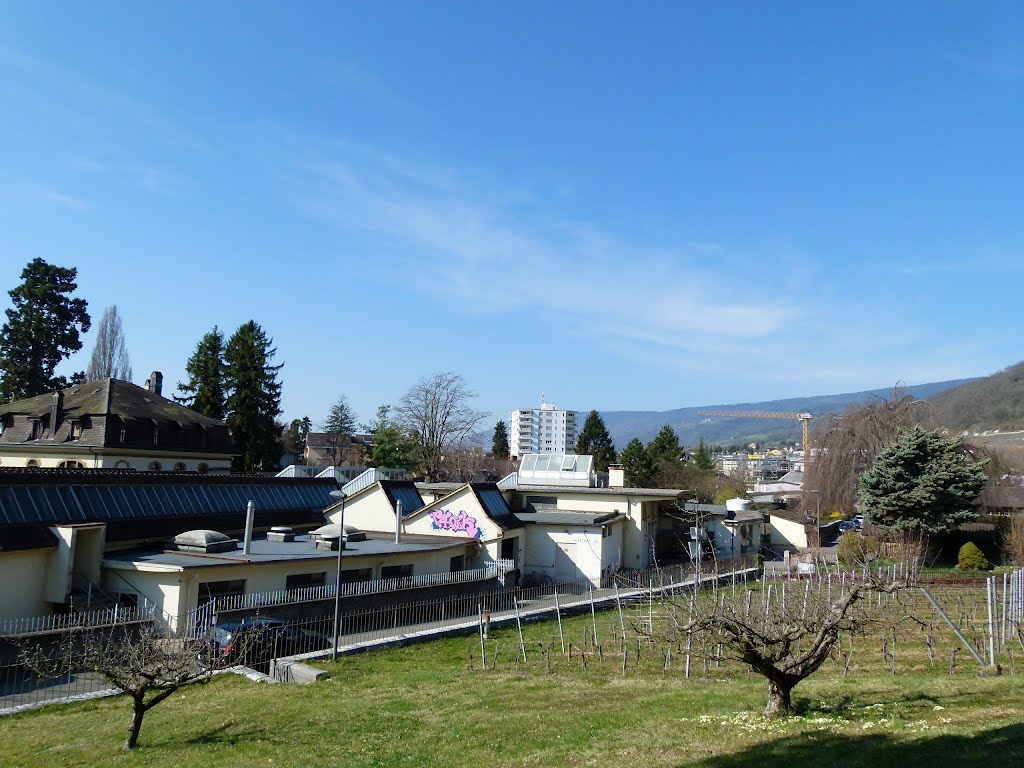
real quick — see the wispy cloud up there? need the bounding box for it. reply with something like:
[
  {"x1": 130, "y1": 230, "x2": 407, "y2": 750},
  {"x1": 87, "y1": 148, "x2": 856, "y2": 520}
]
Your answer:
[{"x1": 288, "y1": 143, "x2": 803, "y2": 353}]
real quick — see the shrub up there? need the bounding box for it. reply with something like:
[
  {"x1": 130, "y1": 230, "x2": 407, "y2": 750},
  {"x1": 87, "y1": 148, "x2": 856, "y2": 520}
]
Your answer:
[
  {"x1": 958, "y1": 541, "x2": 992, "y2": 571},
  {"x1": 838, "y1": 532, "x2": 868, "y2": 566}
]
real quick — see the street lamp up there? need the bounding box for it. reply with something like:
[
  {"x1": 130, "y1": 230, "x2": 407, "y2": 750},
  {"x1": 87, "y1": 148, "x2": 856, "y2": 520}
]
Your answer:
[
  {"x1": 810, "y1": 489, "x2": 821, "y2": 548},
  {"x1": 328, "y1": 489, "x2": 347, "y2": 662}
]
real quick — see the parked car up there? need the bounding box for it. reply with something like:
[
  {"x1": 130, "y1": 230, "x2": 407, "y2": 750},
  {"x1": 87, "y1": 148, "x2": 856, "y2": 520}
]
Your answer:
[
  {"x1": 838, "y1": 520, "x2": 856, "y2": 534},
  {"x1": 852, "y1": 515, "x2": 864, "y2": 531},
  {"x1": 204, "y1": 618, "x2": 309, "y2": 670}
]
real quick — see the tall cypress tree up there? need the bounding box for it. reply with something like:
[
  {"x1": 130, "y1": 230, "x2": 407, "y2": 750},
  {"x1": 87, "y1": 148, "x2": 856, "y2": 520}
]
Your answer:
[
  {"x1": 492, "y1": 420, "x2": 510, "y2": 460},
  {"x1": 175, "y1": 326, "x2": 227, "y2": 419},
  {"x1": 575, "y1": 410, "x2": 617, "y2": 472},
  {"x1": 0, "y1": 258, "x2": 91, "y2": 401},
  {"x1": 224, "y1": 321, "x2": 283, "y2": 471}
]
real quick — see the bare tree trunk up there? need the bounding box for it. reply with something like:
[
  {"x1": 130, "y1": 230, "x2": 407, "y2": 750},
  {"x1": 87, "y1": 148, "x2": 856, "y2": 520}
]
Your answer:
[
  {"x1": 765, "y1": 678, "x2": 794, "y2": 717},
  {"x1": 123, "y1": 696, "x2": 146, "y2": 751}
]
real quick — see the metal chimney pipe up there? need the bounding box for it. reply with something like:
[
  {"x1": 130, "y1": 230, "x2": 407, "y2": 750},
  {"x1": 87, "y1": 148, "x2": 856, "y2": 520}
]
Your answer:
[
  {"x1": 395, "y1": 499, "x2": 403, "y2": 544},
  {"x1": 243, "y1": 500, "x2": 255, "y2": 555}
]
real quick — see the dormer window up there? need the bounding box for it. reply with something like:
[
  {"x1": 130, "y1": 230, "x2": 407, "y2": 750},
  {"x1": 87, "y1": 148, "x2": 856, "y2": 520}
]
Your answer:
[
  {"x1": 69, "y1": 420, "x2": 82, "y2": 440},
  {"x1": 30, "y1": 419, "x2": 44, "y2": 440}
]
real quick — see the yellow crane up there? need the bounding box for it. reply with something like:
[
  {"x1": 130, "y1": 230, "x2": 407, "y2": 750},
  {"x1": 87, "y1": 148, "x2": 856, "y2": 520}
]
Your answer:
[{"x1": 697, "y1": 410, "x2": 813, "y2": 470}]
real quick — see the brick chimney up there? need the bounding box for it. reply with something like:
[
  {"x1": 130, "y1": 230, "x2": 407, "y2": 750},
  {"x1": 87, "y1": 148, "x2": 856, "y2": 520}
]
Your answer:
[
  {"x1": 145, "y1": 371, "x2": 163, "y2": 397},
  {"x1": 49, "y1": 390, "x2": 64, "y2": 438}
]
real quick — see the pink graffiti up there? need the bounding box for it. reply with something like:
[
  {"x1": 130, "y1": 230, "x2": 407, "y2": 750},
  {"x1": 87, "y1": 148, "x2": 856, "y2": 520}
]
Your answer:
[{"x1": 429, "y1": 509, "x2": 481, "y2": 538}]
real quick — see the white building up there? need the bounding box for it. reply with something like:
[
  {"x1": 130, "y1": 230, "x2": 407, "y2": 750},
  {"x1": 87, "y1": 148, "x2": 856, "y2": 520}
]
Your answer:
[{"x1": 508, "y1": 398, "x2": 579, "y2": 459}]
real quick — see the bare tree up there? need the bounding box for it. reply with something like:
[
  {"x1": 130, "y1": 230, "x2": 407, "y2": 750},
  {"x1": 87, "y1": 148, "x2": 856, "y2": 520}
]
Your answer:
[
  {"x1": 86, "y1": 305, "x2": 133, "y2": 382},
  {"x1": 631, "y1": 566, "x2": 908, "y2": 717},
  {"x1": 395, "y1": 372, "x2": 489, "y2": 481},
  {"x1": 805, "y1": 387, "x2": 934, "y2": 516},
  {"x1": 22, "y1": 623, "x2": 212, "y2": 751}
]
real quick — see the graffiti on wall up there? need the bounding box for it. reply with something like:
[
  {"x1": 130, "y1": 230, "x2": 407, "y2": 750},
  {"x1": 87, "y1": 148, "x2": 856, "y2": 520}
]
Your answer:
[{"x1": 429, "y1": 509, "x2": 481, "y2": 539}]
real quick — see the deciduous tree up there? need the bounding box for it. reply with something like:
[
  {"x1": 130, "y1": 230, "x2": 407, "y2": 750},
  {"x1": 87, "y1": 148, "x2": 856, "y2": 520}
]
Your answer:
[
  {"x1": 224, "y1": 321, "x2": 283, "y2": 471},
  {"x1": 0, "y1": 258, "x2": 91, "y2": 400},
  {"x1": 86, "y1": 305, "x2": 133, "y2": 382},
  {"x1": 175, "y1": 326, "x2": 227, "y2": 419},
  {"x1": 858, "y1": 426, "x2": 987, "y2": 535},
  {"x1": 396, "y1": 372, "x2": 488, "y2": 481},
  {"x1": 575, "y1": 410, "x2": 617, "y2": 472},
  {"x1": 367, "y1": 404, "x2": 417, "y2": 471}
]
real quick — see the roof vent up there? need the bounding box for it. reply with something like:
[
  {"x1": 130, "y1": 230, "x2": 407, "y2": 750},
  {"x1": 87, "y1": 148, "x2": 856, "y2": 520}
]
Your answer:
[
  {"x1": 267, "y1": 525, "x2": 296, "y2": 542},
  {"x1": 171, "y1": 529, "x2": 239, "y2": 554},
  {"x1": 311, "y1": 523, "x2": 367, "y2": 543}
]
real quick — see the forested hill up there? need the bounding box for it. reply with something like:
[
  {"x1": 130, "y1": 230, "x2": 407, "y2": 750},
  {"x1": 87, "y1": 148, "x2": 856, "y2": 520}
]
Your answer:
[
  {"x1": 928, "y1": 362, "x2": 1024, "y2": 433},
  {"x1": 600, "y1": 379, "x2": 974, "y2": 450}
]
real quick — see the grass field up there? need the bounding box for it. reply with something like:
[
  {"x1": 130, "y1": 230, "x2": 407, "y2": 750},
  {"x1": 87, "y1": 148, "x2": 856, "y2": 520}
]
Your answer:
[{"x1": 1, "y1": 585, "x2": 1022, "y2": 768}]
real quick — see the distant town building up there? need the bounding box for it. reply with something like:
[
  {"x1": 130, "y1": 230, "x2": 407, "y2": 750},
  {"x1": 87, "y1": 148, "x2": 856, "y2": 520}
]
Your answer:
[{"x1": 508, "y1": 398, "x2": 578, "y2": 459}]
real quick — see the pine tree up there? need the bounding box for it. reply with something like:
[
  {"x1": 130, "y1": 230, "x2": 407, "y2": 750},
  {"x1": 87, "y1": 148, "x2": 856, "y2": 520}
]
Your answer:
[
  {"x1": 692, "y1": 437, "x2": 716, "y2": 472},
  {"x1": 0, "y1": 258, "x2": 91, "y2": 401},
  {"x1": 175, "y1": 327, "x2": 226, "y2": 419},
  {"x1": 575, "y1": 410, "x2": 617, "y2": 472},
  {"x1": 492, "y1": 420, "x2": 510, "y2": 460},
  {"x1": 323, "y1": 395, "x2": 357, "y2": 434},
  {"x1": 620, "y1": 437, "x2": 656, "y2": 487},
  {"x1": 224, "y1": 321, "x2": 283, "y2": 471},
  {"x1": 858, "y1": 427, "x2": 988, "y2": 535},
  {"x1": 647, "y1": 425, "x2": 683, "y2": 466},
  {"x1": 367, "y1": 404, "x2": 416, "y2": 470}
]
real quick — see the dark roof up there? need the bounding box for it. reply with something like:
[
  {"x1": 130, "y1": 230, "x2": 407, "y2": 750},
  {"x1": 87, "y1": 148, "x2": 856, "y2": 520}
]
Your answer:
[
  {"x1": 519, "y1": 511, "x2": 623, "y2": 527},
  {"x1": 0, "y1": 524, "x2": 59, "y2": 553},
  {"x1": 381, "y1": 480, "x2": 425, "y2": 517},
  {"x1": 0, "y1": 378, "x2": 233, "y2": 454},
  {"x1": 469, "y1": 483, "x2": 524, "y2": 530},
  {"x1": 0, "y1": 469, "x2": 338, "y2": 530}
]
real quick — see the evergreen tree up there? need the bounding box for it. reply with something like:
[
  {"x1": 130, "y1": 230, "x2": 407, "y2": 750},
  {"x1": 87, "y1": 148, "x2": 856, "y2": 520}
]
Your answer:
[
  {"x1": 692, "y1": 437, "x2": 716, "y2": 472},
  {"x1": 647, "y1": 425, "x2": 683, "y2": 466},
  {"x1": 224, "y1": 321, "x2": 283, "y2": 471},
  {"x1": 620, "y1": 437, "x2": 656, "y2": 487},
  {"x1": 492, "y1": 420, "x2": 510, "y2": 460},
  {"x1": 0, "y1": 258, "x2": 91, "y2": 401},
  {"x1": 367, "y1": 404, "x2": 416, "y2": 470},
  {"x1": 175, "y1": 326, "x2": 227, "y2": 419},
  {"x1": 285, "y1": 417, "x2": 312, "y2": 460},
  {"x1": 858, "y1": 426, "x2": 988, "y2": 535},
  {"x1": 323, "y1": 395, "x2": 357, "y2": 434},
  {"x1": 575, "y1": 410, "x2": 617, "y2": 472}
]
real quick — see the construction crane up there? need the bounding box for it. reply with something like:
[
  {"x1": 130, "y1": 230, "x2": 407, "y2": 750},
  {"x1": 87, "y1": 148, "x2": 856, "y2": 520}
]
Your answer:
[{"x1": 697, "y1": 410, "x2": 813, "y2": 471}]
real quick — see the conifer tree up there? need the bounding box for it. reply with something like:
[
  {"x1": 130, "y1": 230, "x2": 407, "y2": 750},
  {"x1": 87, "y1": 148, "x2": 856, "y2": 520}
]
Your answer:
[
  {"x1": 0, "y1": 258, "x2": 90, "y2": 400},
  {"x1": 692, "y1": 437, "x2": 716, "y2": 472},
  {"x1": 224, "y1": 321, "x2": 283, "y2": 471},
  {"x1": 491, "y1": 420, "x2": 510, "y2": 460},
  {"x1": 175, "y1": 326, "x2": 227, "y2": 420},
  {"x1": 647, "y1": 425, "x2": 683, "y2": 466},
  {"x1": 323, "y1": 395, "x2": 357, "y2": 434},
  {"x1": 858, "y1": 426, "x2": 987, "y2": 535},
  {"x1": 575, "y1": 410, "x2": 617, "y2": 472},
  {"x1": 620, "y1": 437, "x2": 656, "y2": 487}
]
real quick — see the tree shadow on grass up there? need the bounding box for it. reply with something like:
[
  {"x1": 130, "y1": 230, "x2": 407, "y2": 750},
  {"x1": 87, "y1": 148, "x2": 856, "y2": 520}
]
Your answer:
[
  {"x1": 177, "y1": 722, "x2": 278, "y2": 747},
  {"x1": 688, "y1": 722, "x2": 1024, "y2": 768}
]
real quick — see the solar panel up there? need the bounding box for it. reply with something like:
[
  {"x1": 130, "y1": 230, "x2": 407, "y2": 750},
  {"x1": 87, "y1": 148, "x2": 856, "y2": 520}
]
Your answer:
[{"x1": 389, "y1": 485, "x2": 424, "y2": 516}]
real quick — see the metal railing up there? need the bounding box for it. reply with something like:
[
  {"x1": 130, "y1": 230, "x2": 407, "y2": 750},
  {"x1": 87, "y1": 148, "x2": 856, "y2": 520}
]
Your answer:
[
  {"x1": 0, "y1": 602, "x2": 157, "y2": 638},
  {"x1": 197, "y1": 560, "x2": 516, "y2": 614}
]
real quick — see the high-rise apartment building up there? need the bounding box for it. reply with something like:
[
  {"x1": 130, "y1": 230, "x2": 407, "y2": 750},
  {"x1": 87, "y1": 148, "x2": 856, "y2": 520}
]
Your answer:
[{"x1": 508, "y1": 398, "x2": 579, "y2": 459}]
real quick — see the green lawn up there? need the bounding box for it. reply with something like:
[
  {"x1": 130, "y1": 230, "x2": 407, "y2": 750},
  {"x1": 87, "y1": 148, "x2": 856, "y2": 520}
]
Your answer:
[{"x1": 1, "y1": 600, "x2": 1022, "y2": 767}]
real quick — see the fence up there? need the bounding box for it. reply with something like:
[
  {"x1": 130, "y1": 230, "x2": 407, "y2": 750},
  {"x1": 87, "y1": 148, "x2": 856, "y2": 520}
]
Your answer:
[
  {"x1": 0, "y1": 602, "x2": 157, "y2": 639},
  {"x1": 0, "y1": 555, "x2": 757, "y2": 714}
]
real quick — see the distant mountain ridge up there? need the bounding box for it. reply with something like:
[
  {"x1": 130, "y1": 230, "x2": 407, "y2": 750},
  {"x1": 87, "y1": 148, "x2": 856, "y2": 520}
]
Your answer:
[
  {"x1": 929, "y1": 362, "x2": 1024, "y2": 434},
  {"x1": 600, "y1": 379, "x2": 977, "y2": 450}
]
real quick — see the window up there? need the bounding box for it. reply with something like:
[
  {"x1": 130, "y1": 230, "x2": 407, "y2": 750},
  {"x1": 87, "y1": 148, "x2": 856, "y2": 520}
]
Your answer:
[
  {"x1": 449, "y1": 555, "x2": 465, "y2": 572},
  {"x1": 173, "y1": 462, "x2": 187, "y2": 472},
  {"x1": 380, "y1": 564, "x2": 413, "y2": 579},
  {"x1": 69, "y1": 421, "x2": 82, "y2": 440},
  {"x1": 57, "y1": 460, "x2": 85, "y2": 469},
  {"x1": 148, "y1": 461, "x2": 162, "y2": 471},
  {"x1": 30, "y1": 420, "x2": 44, "y2": 440},
  {"x1": 339, "y1": 568, "x2": 372, "y2": 583},
  {"x1": 198, "y1": 580, "x2": 246, "y2": 603},
  {"x1": 115, "y1": 460, "x2": 130, "y2": 469},
  {"x1": 115, "y1": 592, "x2": 139, "y2": 609},
  {"x1": 197, "y1": 463, "x2": 209, "y2": 474},
  {"x1": 26, "y1": 459, "x2": 40, "y2": 468},
  {"x1": 286, "y1": 572, "x2": 326, "y2": 590}
]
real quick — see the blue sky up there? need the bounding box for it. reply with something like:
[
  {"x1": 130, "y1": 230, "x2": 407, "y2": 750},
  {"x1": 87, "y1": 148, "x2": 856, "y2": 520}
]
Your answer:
[{"x1": 1, "y1": 2, "x2": 1022, "y2": 429}]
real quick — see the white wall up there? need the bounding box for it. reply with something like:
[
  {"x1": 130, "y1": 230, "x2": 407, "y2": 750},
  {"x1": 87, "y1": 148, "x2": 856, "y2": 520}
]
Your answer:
[
  {"x1": 769, "y1": 516, "x2": 808, "y2": 549},
  {"x1": 0, "y1": 550, "x2": 51, "y2": 618},
  {"x1": 0, "y1": 451, "x2": 230, "y2": 472},
  {"x1": 328, "y1": 487, "x2": 398, "y2": 532},
  {"x1": 522, "y1": 521, "x2": 624, "y2": 586}
]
